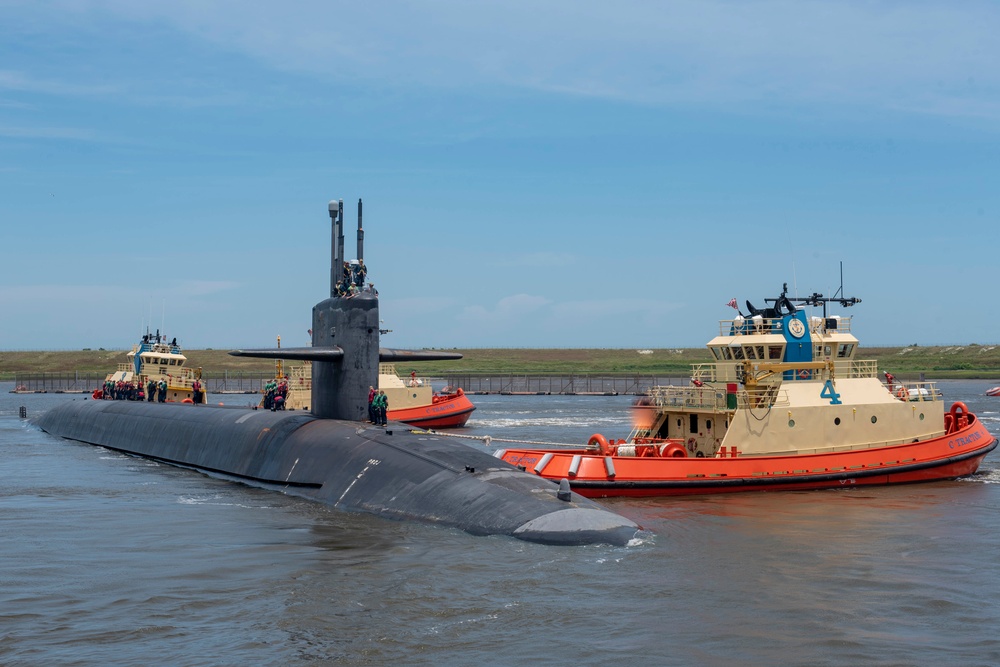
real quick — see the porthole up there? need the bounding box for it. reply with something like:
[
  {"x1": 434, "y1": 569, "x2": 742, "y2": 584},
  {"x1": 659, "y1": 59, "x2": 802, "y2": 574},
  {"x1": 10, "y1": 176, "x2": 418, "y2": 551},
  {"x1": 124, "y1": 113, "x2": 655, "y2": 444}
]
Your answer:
[
  {"x1": 871, "y1": 416, "x2": 878, "y2": 424},
  {"x1": 919, "y1": 413, "x2": 925, "y2": 421},
  {"x1": 706, "y1": 419, "x2": 712, "y2": 430},
  {"x1": 834, "y1": 417, "x2": 841, "y2": 426},
  {"x1": 788, "y1": 419, "x2": 795, "y2": 428}
]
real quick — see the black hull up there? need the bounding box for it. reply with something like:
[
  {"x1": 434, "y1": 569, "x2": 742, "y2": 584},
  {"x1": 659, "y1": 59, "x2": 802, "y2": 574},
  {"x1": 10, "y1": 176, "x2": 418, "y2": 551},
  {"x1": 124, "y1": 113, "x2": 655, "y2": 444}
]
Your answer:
[{"x1": 36, "y1": 400, "x2": 639, "y2": 546}]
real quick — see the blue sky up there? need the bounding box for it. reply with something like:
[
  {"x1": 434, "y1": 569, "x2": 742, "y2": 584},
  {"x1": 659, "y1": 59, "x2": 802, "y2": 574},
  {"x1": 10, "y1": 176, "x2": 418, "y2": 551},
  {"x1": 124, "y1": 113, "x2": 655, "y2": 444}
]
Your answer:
[{"x1": 2, "y1": 1, "x2": 998, "y2": 351}]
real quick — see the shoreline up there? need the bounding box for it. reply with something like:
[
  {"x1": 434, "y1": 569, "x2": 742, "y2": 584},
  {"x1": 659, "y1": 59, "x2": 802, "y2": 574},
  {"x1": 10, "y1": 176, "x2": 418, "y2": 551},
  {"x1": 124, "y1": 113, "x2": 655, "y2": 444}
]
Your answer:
[{"x1": 2, "y1": 345, "x2": 999, "y2": 381}]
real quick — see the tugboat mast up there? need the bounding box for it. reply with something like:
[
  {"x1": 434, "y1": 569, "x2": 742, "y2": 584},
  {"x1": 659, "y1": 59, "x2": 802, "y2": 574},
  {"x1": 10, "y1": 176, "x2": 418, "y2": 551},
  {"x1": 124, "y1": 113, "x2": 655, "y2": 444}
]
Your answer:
[{"x1": 764, "y1": 267, "x2": 862, "y2": 318}]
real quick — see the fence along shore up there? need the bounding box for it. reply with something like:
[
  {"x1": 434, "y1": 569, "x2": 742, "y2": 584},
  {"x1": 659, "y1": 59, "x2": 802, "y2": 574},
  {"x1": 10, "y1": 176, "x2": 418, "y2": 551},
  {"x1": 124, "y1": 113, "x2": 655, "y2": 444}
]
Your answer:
[{"x1": 11, "y1": 371, "x2": 684, "y2": 396}]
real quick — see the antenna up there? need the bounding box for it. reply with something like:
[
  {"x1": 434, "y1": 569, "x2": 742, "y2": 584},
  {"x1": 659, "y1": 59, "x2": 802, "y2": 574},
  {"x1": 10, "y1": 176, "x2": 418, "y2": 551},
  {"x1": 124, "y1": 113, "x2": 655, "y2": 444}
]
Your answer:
[
  {"x1": 357, "y1": 198, "x2": 364, "y2": 260},
  {"x1": 833, "y1": 261, "x2": 844, "y2": 300}
]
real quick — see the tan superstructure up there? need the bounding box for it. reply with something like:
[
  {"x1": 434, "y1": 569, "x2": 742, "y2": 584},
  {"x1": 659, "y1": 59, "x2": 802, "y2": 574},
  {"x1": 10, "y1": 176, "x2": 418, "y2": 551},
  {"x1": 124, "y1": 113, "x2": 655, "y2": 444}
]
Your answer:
[
  {"x1": 268, "y1": 363, "x2": 439, "y2": 412},
  {"x1": 634, "y1": 305, "x2": 944, "y2": 458},
  {"x1": 105, "y1": 336, "x2": 205, "y2": 403}
]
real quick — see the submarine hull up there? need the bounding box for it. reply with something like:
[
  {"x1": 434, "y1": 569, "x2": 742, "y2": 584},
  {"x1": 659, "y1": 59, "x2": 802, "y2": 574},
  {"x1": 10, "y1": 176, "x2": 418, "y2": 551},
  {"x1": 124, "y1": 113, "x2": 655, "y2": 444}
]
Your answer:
[
  {"x1": 34, "y1": 198, "x2": 642, "y2": 547},
  {"x1": 35, "y1": 400, "x2": 639, "y2": 546}
]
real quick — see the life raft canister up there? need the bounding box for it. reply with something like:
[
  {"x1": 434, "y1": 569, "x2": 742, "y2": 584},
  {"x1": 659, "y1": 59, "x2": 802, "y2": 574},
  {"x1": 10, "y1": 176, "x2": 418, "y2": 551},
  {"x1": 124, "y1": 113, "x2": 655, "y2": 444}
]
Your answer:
[
  {"x1": 659, "y1": 443, "x2": 687, "y2": 458},
  {"x1": 587, "y1": 433, "x2": 614, "y2": 456}
]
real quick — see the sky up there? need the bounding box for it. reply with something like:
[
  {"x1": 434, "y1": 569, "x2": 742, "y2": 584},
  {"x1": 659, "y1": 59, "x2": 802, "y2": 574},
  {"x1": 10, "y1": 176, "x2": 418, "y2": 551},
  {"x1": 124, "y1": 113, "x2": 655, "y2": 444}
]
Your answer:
[{"x1": 2, "y1": 1, "x2": 998, "y2": 352}]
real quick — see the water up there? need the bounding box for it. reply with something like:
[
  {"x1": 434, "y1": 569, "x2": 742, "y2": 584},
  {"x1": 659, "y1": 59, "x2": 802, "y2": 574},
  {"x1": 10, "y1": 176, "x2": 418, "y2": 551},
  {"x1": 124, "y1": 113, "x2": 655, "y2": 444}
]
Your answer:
[{"x1": 3, "y1": 381, "x2": 1000, "y2": 666}]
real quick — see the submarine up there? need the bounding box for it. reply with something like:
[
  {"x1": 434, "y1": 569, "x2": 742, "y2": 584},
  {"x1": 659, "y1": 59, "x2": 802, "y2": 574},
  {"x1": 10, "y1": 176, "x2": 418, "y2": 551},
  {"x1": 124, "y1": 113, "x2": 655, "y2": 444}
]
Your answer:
[{"x1": 36, "y1": 199, "x2": 639, "y2": 546}]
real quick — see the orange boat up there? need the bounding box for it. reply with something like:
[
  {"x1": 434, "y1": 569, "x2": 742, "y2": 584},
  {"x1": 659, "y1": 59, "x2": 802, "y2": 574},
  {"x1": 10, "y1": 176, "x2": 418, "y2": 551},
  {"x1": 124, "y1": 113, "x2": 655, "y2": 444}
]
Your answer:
[
  {"x1": 379, "y1": 365, "x2": 476, "y2": 428},
  {"x1": 986, "y1": 386, "x2": 1000, "y2": 397},
  {"x1": 498, "y1": 284, "x2": 997, "y2": 497},
  {"x1": 269, "y1": 361, "x2": 475, "y2": 428}
]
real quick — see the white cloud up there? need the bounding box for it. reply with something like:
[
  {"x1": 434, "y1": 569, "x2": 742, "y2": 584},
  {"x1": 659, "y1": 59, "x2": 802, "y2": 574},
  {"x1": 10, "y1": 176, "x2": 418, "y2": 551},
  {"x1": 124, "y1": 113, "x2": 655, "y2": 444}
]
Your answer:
[
  {"x1": 458, "y1": 294, "x2": 551, "y2": 328},
  {"x1": 438, "y1": 294, "x2": 684, "y2": 347},
  {"x1": 0, "y1": 69, "x2": 118, "y2": 96},
  {"x1": 6, "y1": 2, "x2": 999, "y2": 119},
  {"x1": 0, "y1": 125, "x2": 99, "y2": 141},
  {"x1": 55, "y1": 0, "x2": 997, "y2": 118},
  {"x1": 173, "y1": 280, "x2": 240, "y2": 297},
  {"x1": 511, "y1": 251, "x2": 577, "y2": 268}
]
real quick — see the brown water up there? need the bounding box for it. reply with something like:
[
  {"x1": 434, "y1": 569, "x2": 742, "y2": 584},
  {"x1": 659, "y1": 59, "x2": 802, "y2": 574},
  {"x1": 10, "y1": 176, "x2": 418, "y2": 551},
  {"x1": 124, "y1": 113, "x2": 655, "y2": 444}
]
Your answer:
[{"x1": 3, "y1": 382, "x2": 999, "y2": 666}]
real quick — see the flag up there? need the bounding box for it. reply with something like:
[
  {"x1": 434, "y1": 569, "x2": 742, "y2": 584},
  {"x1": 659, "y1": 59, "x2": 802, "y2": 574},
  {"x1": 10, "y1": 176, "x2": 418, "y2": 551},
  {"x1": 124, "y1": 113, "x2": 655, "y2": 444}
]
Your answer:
[{"x1": 726, "y1": 298, "x2": 738, "y2": 310}]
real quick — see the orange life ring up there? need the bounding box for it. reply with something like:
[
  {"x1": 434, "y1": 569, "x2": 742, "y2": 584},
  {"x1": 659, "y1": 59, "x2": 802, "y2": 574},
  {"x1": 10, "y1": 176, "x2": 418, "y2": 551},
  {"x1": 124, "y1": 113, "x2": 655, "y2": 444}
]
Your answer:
[
  {"x1": 659, "y1": 443, "x2": 688, "y2": 458},
  {"x1": 686, "y1": 437, "x2": 697, "y2": 453},
  {"x1": 587, "y1": 433, "x2": 614, "y2": 456},
  {"x1": 182, "y1": 398, "x2": 194, "y2": 404},
  {"x1": 896, "y1": 386, "x2": 908, "y2": 400},
  {"x1": 798, "y1": 369, "x2": 810, "y2": 380}
]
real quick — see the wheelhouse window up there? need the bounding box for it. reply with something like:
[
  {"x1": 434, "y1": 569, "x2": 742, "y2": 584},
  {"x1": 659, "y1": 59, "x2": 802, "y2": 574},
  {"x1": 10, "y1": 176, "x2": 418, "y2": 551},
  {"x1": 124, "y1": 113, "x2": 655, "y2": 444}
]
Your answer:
[{"x1": 814, "y1": 344, "x2": 833, "y2": 358}]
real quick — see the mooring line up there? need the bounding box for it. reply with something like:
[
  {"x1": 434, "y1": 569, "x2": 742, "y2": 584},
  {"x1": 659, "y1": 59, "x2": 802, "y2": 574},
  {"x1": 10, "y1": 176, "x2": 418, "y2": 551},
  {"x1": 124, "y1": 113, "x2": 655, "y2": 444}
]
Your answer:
[{"x1": 413, "y1": 429, "x2": 581, "y2": 449}]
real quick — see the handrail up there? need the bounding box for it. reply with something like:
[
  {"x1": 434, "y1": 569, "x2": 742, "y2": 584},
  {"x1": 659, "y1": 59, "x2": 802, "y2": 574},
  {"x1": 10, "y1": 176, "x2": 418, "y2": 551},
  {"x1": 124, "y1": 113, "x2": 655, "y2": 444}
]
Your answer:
[
  {"x1": 720, "y1": 315, "x2": 853, "y2": 336},
  {"x1": 646, "y1": 377, "x2": 941, "y2": 412},
  {"x1": 691, "y1": 359, "x2": 880, "y2": 383}
]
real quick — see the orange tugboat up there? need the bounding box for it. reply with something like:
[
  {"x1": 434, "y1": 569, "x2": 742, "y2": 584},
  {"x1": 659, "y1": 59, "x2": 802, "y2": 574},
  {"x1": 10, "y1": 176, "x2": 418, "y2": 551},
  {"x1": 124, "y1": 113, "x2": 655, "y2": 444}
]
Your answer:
[
  {"x1": 498, "y1": 284, "x2": 997, "y2": 497},
  {"x1": 377, "y1": 365, "x2": 476, "y2": 428},
  {"x1": 269, "y1": 360, "x2": 475, "y2": 428}
]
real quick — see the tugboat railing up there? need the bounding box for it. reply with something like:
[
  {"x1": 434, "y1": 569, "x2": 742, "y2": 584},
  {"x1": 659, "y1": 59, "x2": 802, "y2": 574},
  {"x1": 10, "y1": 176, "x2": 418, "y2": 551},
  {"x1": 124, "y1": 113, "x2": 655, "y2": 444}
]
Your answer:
[
  {"x1": 647, "y1": 385, "x2": 728, "y2": 410},
  {"x1": 841, "y1": 359, "x2": 879, "y2": 378},
  {"x1": 647, "y1": 384, "x2": 792, "y2": 411},
  {"x1": 650, "y1": 367, "x2": 940, "y2": 412},
  {"x1": 690, "y1": 359, "x2": 880, "y2": 384},
  {"x1": 721, "y1": 315, "x2": 853, "y2": 337},
  {"x1": 893, "y1": 381, "x2": 942, "y2": 403}
]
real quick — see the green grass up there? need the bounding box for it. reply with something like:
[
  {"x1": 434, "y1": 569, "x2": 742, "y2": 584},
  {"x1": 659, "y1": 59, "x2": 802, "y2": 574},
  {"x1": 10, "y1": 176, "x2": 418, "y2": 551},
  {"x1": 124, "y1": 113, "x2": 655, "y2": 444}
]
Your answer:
[{"x1": 4, "y1": 345, "x2": 1000, "y2": 380}]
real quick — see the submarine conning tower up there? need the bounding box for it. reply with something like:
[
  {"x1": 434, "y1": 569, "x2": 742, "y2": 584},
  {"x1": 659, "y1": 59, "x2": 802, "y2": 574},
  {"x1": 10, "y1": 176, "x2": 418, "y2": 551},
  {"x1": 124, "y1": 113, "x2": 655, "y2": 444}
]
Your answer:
[
  {"x1": 230, "y1": 198, "x2": 461, "y2": 420},
  {"x1": 312, "y1": 198, "x2": 379, "y2": 420}
]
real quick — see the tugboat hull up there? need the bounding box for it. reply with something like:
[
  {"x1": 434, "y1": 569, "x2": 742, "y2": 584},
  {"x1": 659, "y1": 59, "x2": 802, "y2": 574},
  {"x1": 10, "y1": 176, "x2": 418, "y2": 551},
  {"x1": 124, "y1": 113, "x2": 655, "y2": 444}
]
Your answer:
[
  {"x1": 389, "y1": 390, "x2": 476, "y2": 428},
  {"x1": 499, "y1": 407, "x2": 996, "y2": 498}
]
